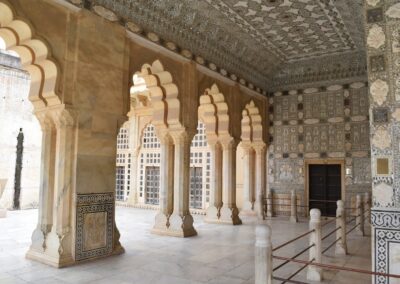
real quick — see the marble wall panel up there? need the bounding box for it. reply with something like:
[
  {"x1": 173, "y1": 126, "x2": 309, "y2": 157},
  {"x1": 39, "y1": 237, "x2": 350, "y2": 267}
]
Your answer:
[{"x1": 76, "y1": 193, "x2": 114, "y2": 261}]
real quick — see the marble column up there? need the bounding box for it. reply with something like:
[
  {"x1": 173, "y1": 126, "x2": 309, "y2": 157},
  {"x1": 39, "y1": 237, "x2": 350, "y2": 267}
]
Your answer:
[
  {"x1": 152, "y1": 133, "x2": 174, "y2": 235},
  {"x1": 241, "y1": 144, "x2": 256, "y2": 216},
  {"x1": 168, "y1": 130, "x2": 197, "y2": 237},
  {"x1": 28, "y1": 113, "x2": 55, "y2": 253},
  {"x1": 219, "y1": 138, "x2": 242, "y2": 225},
  {"x1": 363, "y1": 1, "x2": 400, "y2": 282},
  {"x1": 27, "y1": 108, "x2": 77, "y2": 267},
  {"x1": 254, "y1": 144, "x2": 266, "y2": 220},
  {"x1": 205, "y1": 140, "x2": 223, "y2": 223},
  {"x1": 127, "y1": 114, "x2": 140, "y2": 206}
]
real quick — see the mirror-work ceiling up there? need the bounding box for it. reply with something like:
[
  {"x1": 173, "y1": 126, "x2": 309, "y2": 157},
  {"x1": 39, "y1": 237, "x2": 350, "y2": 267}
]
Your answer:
[{"x1": 80, "y1": 0, "x2": 367, "y2": 92}]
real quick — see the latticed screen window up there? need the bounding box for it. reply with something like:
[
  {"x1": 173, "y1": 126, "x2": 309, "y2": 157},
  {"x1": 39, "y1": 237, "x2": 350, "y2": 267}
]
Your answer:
[
  {"x1": 189, "y1": 122, "x2": 211, "y2": 209},
  {"x1": 139, "y1": 124, "x2": 161, "y2": 204},
  {"x1": 115, "y1": 166, "x2": 125, "y2": 201},
  {"x1": 145, "y1": 166, "x2": 160, "y2": 205},
  {"x1": 190, "y1": 167, "x2": 203, "y2": 209},
  {"x1": 143, "y1": 124, "x2": 161, "y2": 149},
  {"x1": 117, "y1": 127, "x2": 129, "y2": 150}
]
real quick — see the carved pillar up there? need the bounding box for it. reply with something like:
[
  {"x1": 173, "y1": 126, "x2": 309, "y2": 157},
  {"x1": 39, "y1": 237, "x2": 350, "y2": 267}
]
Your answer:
[
  {"x1": 26, "y1": 107, "x2": 78, "y2": 267},
  {"x1": 241, "y1": 144, "x2": 256, "y2": 216},
  {"x1": 219, "y1": 138, "x2": 242, "y2": 225},
  {"x1": 28, "y1": 112, "x2": 56, "y2": 253},
  {"x1": 168, "y1": 130, "x2": 197, "y2": 237},
  {"x1": 44, "y1": 108, "x2": 77, "y2": 266},
  {"x1": 363, "y1": 1, "x2": 400, "y2": 282},
  {"x1": 205, "y1": 140, "x2": 223, "y2": 223},
  {"x1": 127, "y1": 114, "x2": 140, "y2": 206},
  {"x1": 254, "y1": 144, "x2": 266, "y2": 219},
  {"x1": 152, "y1": 133, "x2": 174, "y2": 235}
]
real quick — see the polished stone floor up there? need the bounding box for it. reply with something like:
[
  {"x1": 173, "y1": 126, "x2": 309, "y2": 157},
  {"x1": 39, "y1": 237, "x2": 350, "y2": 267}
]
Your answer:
[{"x1": 0, "y1": 207, "x2": 371, "y2": 284}]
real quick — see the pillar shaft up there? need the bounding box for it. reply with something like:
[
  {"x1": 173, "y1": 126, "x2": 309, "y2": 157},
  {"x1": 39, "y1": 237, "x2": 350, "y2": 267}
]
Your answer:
[
  {"x1": 152, "y1": 134, "x2": 174, "y2": 234},
  {"x1": 166, "y1": 131, "x2": 197, "y2": 237},
  {"x1": 205, "y1": 141, "x2": 222, "y2": 222},
  {"x1": 242, "y1": 144, "x2": 255, "y2": 215},
  {"x1": 254, "y1": 144, "x2": 266, "y2": 219},
  {"x1": 219, "y1": 139, "x2": 242, "y2": 225}
]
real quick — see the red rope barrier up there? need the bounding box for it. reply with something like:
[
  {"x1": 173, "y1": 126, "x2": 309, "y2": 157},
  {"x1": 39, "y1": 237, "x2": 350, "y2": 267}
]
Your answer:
[
  {"x1": 272, "y1": 255, "x2": 400, "y2": 278},
  {"x1": 273, "y1": 229, "x2": 315, "y2": 252},
  {"x1": 273, "y1": 244, "x2": 315, "y2": 272},
  {"x1": 322, "y1": 226, "x2": 341, "y2": 241},
  {"x1": 322, "y1": 237, "x2": 342, "y2": 254}
]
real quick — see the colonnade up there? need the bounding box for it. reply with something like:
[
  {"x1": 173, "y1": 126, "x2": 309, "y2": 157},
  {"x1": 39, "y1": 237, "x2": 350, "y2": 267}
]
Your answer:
[{"x1": 129, "y1": 63, "x2": 267, "y2": 236}]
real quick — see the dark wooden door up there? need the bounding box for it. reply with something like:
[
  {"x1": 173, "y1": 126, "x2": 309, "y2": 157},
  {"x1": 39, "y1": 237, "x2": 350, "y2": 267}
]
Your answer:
[{"x1": 309, "y1": 164, "x2": 341, "y2": 217}]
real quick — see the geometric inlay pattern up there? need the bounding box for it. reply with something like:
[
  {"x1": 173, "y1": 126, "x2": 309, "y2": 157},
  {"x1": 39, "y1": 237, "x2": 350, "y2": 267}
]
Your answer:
[
  {"x1": 76, "y1": 193, "x2": 114, "y2": 261},
  {"x1": 371, "y1": 210, "x2": 400, "y2": 284}
]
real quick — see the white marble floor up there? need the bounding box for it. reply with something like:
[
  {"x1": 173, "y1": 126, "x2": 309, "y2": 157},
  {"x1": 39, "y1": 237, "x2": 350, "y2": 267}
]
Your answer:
[{"x1": 0, "y1": 207, "x2": 371, "y2": 284}]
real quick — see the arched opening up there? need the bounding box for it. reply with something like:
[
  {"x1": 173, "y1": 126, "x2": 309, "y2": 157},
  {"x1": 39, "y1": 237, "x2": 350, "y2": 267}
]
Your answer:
[
  {"x1": 199, "y1": 84, "x2": 241, "y2": 225},
  {"x1": 128, "y1": 59, "x2": 196, "y2": 237},
  {"x1": 239, "y1": 100, "x2": 266, "y2": 218}
]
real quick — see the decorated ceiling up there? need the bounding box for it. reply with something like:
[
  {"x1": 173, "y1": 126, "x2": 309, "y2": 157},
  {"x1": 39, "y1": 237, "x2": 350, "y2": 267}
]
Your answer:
[{"x1": 81, "y1": 0, "x2": 367, "y2": 92}]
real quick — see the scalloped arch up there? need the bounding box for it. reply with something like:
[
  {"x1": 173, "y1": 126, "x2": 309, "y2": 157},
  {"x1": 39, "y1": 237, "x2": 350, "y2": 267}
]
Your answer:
[
  {"x1": 241, "y1": 100, "x2": 263, "y2": 143},
  {"x1": 198, "y1": 83, "x2": 230, "y2": 141},
  {"x1": 0, "y1": 2, "x2": 60, "y2": 109},
  {"x1": 131, "y1": 59, "x2": 181, "y2": 130}
]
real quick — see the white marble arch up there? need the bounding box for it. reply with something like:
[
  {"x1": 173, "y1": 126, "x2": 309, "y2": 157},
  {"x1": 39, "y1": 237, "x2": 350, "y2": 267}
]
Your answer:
[
  {"x1": 240, "y1": 100, "x2": 266, "y2": 218},
  {"x1": 199, "y1": 83, "x2": 241, "y2": 225}
]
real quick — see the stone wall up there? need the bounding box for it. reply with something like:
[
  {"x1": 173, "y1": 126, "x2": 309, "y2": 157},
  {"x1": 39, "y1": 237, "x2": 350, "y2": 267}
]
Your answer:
[
  {"x1": 268, "y1": 82, "x2": 372, "y2": 214},
  {"x1": 363, "y1": 0, "x2": 400, "y2": 281},
  {"x1": 0, "y1": 60, "x2": 41, "y2": 209}
]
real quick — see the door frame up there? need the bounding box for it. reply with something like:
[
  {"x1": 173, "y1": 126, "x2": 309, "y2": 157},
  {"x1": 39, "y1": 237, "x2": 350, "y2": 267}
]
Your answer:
[{"x1": 304, "y1": 159, "x2": 346, "y2": 217}]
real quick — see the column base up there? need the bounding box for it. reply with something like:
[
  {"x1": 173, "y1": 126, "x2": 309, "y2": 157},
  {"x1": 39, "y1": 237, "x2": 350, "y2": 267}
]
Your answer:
[
  {"x1": 0, "y1": 208, "x2": 6, "y2": 218},
  {"x1": 219, "y1": 206, "x2": 242, "y2": 225},
  {"x1": 241, "y1": 201, "x2": 257, "y2": 217},
  {"x1": 290, "y1": 216, "x2": 298, "y2": 223},
  {"x1": 204, "y1": 206, "x2": 220, "y2": 223},
  {"x1": 26, "y1": 249, "x2": 75, "y2": 268},
  {"x1": 152, "y1": 213, "x2": 197, "y2": 238}
]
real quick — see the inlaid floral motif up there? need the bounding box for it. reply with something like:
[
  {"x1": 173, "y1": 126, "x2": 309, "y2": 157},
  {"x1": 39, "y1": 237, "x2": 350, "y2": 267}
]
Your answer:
[
  {"x1": 370, "y1": 79, "x2": 389, "y2": 106},
  {"x1": 367, "y1": 24, "x2": 386, "y2": 49},
  {"x1": 372, "y1": 128, "x2": 391, "y2": 150}
]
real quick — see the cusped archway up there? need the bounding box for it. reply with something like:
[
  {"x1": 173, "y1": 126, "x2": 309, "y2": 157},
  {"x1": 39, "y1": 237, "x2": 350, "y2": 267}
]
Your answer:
[
  {"x1": 131, "y1": 60, "x2": 181, "y2": 131},
  {"x1": 0, "y1": 2, "x2": 60, "y2": 109},
  {"x1": 198, "y1": 83, "x2": 230, "y2": 142}
]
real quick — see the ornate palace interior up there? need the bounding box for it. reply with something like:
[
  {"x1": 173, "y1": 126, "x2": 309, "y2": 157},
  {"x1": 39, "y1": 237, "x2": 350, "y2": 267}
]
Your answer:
[{"x1": 0, "y1": 0, "x2": 399, "y2": 283}]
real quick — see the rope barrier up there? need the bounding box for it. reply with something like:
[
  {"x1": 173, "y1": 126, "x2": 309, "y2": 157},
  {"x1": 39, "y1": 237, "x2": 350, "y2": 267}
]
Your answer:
[
  {"x1": 272, "y1": 255, "x2": 400, "y2": 279},
  {"x1": 322, "y1": 237, "x2": 342, "y2": 254},
  {"x1": 273, "y1": 229, "x2": 315, "y2": 252},
  {"x1": 321, "y1": 218, "x2": 336, "y2": 227},
  {"x1": 346, "y1": 222, "x2": 361, "y2": 235},
  {"x1": 272, "y1": 276, "x2": 308, "y2": 284},
  {"x1": 322, "y1": 226, "x2": 341, "y2": 241},
  {"x1": 282, "y1": 258, "x2": 314, "y2": 284},
  {"x1": 273, "y1": 244, "x2": 315, "y2": 272}
]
